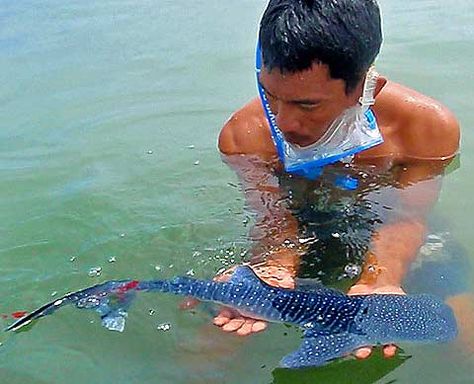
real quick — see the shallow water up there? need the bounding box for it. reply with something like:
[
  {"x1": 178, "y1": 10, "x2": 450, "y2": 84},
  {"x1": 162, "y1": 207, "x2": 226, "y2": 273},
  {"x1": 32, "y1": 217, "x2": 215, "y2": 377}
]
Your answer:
[{"x1": 1, "y1": 0, "x2": 473, "y2": 383}]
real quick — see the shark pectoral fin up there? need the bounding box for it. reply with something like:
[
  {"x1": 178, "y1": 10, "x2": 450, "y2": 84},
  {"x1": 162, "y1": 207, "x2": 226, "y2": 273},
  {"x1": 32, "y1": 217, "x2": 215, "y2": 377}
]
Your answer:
[
  {"x1": 73, "y1": 281, "x2": 138, "y2": 332},
  {"x1": 100, "y1": 289, "x2": 138, "y2": 332},
  {"x1": 100, "y1": 308, "x2": 129, "y2": 332},
  {"x1": 228, "y1": 266, "x2": 264, "y2": 286},
  {"x1": 279, "y1": 333, "x2": 366, "y2": 369}
]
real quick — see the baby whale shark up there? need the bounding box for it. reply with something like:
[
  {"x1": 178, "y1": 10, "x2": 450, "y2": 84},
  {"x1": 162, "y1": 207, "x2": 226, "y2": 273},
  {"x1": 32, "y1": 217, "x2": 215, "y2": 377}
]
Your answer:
[{"x1": 6, "y1": 266, "x2": 457, "y2": 368}]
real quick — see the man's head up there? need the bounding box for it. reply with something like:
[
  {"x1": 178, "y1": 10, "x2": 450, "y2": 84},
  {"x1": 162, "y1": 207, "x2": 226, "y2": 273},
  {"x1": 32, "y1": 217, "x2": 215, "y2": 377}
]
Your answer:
[
  {"x1": 259, "y1": 0, "x2": 382, "y2": 94},
  {"x1": 257, "y1": 0, "x2": 384, "y2": 147}
]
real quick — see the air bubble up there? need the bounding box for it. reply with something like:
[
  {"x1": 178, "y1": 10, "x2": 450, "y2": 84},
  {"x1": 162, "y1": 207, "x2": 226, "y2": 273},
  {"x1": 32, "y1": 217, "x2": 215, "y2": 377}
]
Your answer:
[
  {"x1": 157, "y1": 323, "x2": 171, "y2": 332},
  {"x1": 88, "y1": 267, "x2": 102, "y2": 277}
]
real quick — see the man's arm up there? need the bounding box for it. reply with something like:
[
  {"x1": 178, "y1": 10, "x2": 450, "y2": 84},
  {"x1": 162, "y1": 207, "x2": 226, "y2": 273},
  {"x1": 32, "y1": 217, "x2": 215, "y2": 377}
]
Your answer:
[
  {"x1": 352, "y1": 86, "x2": 460, "y2": 291},
  {"x1": 347, "y1": 158, "x2": 457, "y2": 359},
  {"x1": 219, "y1": 99, "x2": 304, "y2": 274},
  {"x1": 350, "y1": 161, "x2": 446, "y2": 292},
  {"x1": 215, "y1": 101, "x2": 306, "y2": 335}
]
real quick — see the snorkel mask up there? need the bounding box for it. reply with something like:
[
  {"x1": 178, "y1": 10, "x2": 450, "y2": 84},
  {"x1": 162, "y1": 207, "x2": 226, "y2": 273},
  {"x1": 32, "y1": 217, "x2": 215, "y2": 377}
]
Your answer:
[{"x1": 255, "y1": 42, "x2": 384, "y2": 182}]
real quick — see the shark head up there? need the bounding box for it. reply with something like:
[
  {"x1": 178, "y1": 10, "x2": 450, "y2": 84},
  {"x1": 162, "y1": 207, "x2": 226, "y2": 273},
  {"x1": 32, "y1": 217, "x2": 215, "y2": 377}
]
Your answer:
[{"x1": 353, "y1": 294, "x2": 458, "y2": 343}]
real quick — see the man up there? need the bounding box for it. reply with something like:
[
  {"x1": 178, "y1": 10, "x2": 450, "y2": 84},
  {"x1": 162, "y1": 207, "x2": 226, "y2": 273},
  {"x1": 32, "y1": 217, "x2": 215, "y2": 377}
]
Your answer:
[{"x1": 215, "y1": 0, "x2": 460, "y2": 360}]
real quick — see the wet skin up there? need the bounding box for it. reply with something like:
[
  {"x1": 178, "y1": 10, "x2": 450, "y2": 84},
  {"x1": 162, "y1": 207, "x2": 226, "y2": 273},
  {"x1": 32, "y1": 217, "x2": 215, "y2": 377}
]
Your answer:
[
  {"x1": 216, "y1": 62, "x2": 460, "y2": 359},
  {"x1": 258, "y1": 63, "x2": 365, "y2": 147}
]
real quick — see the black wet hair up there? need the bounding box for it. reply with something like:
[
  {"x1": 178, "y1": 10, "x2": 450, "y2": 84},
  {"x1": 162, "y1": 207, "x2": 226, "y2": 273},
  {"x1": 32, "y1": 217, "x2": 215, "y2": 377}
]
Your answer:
[{"x1": 259, "y1": 0, "x2": 383, "y2": 93}]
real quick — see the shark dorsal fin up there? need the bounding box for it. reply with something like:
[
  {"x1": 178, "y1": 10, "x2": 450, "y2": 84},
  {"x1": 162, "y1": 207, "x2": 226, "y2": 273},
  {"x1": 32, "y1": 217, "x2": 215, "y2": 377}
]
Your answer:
[{"x1": 229, "y1": 266, "x2": 264, "y2": 286}]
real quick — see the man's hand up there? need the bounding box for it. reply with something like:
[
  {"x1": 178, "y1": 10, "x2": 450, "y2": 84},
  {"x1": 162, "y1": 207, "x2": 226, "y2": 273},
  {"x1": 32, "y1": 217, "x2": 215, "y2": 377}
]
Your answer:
[
  {"x1": 347, "y1": 283, "x2": 406, "y2": 359},
  {"x1": 212, "y1": 264, "x2": 295, "y2": 336}
]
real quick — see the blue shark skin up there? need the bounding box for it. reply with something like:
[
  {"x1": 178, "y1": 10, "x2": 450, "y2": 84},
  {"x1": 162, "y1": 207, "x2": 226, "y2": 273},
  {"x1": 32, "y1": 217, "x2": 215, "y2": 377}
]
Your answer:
[{"x1": 5, "y1": 266, "x2": 457, "y2": 368}]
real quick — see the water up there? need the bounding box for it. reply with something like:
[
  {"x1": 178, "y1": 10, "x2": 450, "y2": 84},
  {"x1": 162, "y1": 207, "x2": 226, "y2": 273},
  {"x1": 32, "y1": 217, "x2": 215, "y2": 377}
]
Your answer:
[{"x1": 0, "y1": 0, "x2": 473, "y2": 383}]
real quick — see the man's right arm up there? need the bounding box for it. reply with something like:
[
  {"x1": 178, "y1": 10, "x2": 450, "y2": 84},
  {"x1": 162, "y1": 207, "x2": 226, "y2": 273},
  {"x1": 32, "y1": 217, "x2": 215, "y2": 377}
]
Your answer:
[
  {"x1": 218, "y1": 98, "x2": 305, "y2": 273},
  {"x1": 214, "y1": 100, "x2": 306, "y2": 335}
]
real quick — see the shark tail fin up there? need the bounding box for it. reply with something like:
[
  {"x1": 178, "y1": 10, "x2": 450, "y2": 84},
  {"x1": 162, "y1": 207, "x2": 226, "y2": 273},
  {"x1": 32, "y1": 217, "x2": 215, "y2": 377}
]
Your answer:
[{"x1": 5, "y1": 280, "x2": 140, "y2": 333}]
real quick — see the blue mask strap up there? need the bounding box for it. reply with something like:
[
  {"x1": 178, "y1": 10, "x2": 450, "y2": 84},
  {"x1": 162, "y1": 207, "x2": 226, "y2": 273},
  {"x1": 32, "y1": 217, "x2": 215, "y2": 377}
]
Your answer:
[{"x1": 255, "y1": 41, "x2": 287, "y2": 163}]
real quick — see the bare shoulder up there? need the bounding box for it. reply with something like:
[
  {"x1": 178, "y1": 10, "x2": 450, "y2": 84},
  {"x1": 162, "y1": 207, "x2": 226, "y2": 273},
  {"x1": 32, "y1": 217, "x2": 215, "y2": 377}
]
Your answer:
[
  {"x1": 218, "y1": 98, "x2": 276, "y2": 157},
  {"x1": 375, "y1": 80, "x2": 460, "y2": 160}
]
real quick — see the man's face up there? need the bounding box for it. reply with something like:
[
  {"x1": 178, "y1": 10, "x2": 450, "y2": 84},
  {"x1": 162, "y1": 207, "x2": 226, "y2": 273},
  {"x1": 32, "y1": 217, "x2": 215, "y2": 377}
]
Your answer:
[{"x1": 259, "y1": 63, "x2": 362, "y2": 147}]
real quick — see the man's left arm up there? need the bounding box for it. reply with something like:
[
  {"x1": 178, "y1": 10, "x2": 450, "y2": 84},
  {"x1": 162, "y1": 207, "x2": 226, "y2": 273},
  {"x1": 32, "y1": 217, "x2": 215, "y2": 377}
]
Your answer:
[
  {"x1": 349, "y1": 92, "x2": 461, "y2": 358},
  {"x1": 351, "y1": 161, "x2": 447, "y2": 291},
  {"x1": 348, "y1": 161, "x2": 451, "y2": 359},
  {"x1": 351, "y1": 92, "x2": 460, "y2": 291}
]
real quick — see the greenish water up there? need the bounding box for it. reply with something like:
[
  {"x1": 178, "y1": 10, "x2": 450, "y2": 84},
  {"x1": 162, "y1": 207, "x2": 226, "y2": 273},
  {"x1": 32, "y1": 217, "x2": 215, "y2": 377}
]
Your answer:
[{"x1": 1, "y1": 1, "x2": 473, "y2": 383}]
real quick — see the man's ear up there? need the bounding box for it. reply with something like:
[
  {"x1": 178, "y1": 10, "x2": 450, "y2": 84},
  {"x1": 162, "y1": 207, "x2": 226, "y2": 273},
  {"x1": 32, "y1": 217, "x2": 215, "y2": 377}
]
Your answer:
[{"x1": 375, "y1": 75, "x2": 388, "y2": 97}]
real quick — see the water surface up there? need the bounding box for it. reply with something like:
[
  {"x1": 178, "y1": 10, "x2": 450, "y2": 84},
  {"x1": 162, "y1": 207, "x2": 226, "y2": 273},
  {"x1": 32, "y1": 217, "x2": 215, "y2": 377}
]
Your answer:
[{"x1": 1, "y1": 1, "x2": 473, "y2": 383}]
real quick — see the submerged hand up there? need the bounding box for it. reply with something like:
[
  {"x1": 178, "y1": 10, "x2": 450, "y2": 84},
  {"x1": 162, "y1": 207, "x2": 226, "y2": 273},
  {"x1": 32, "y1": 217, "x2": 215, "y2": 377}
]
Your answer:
[
  {"x1": 348, "y1": 283, "x2": 406, "y2": 359},
  {"x1": 213, "y1": 307, "x2": 268, "y2": 336},
  {"x1": 212, "y1": 264, "x2": 295, "y2": 336}
]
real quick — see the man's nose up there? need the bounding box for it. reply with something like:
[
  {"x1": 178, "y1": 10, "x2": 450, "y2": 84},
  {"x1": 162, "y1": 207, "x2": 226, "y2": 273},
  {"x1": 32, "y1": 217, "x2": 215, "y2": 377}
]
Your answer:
[{"x1": 274, "y1": 102, "x2": 302, "y2": 135}]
